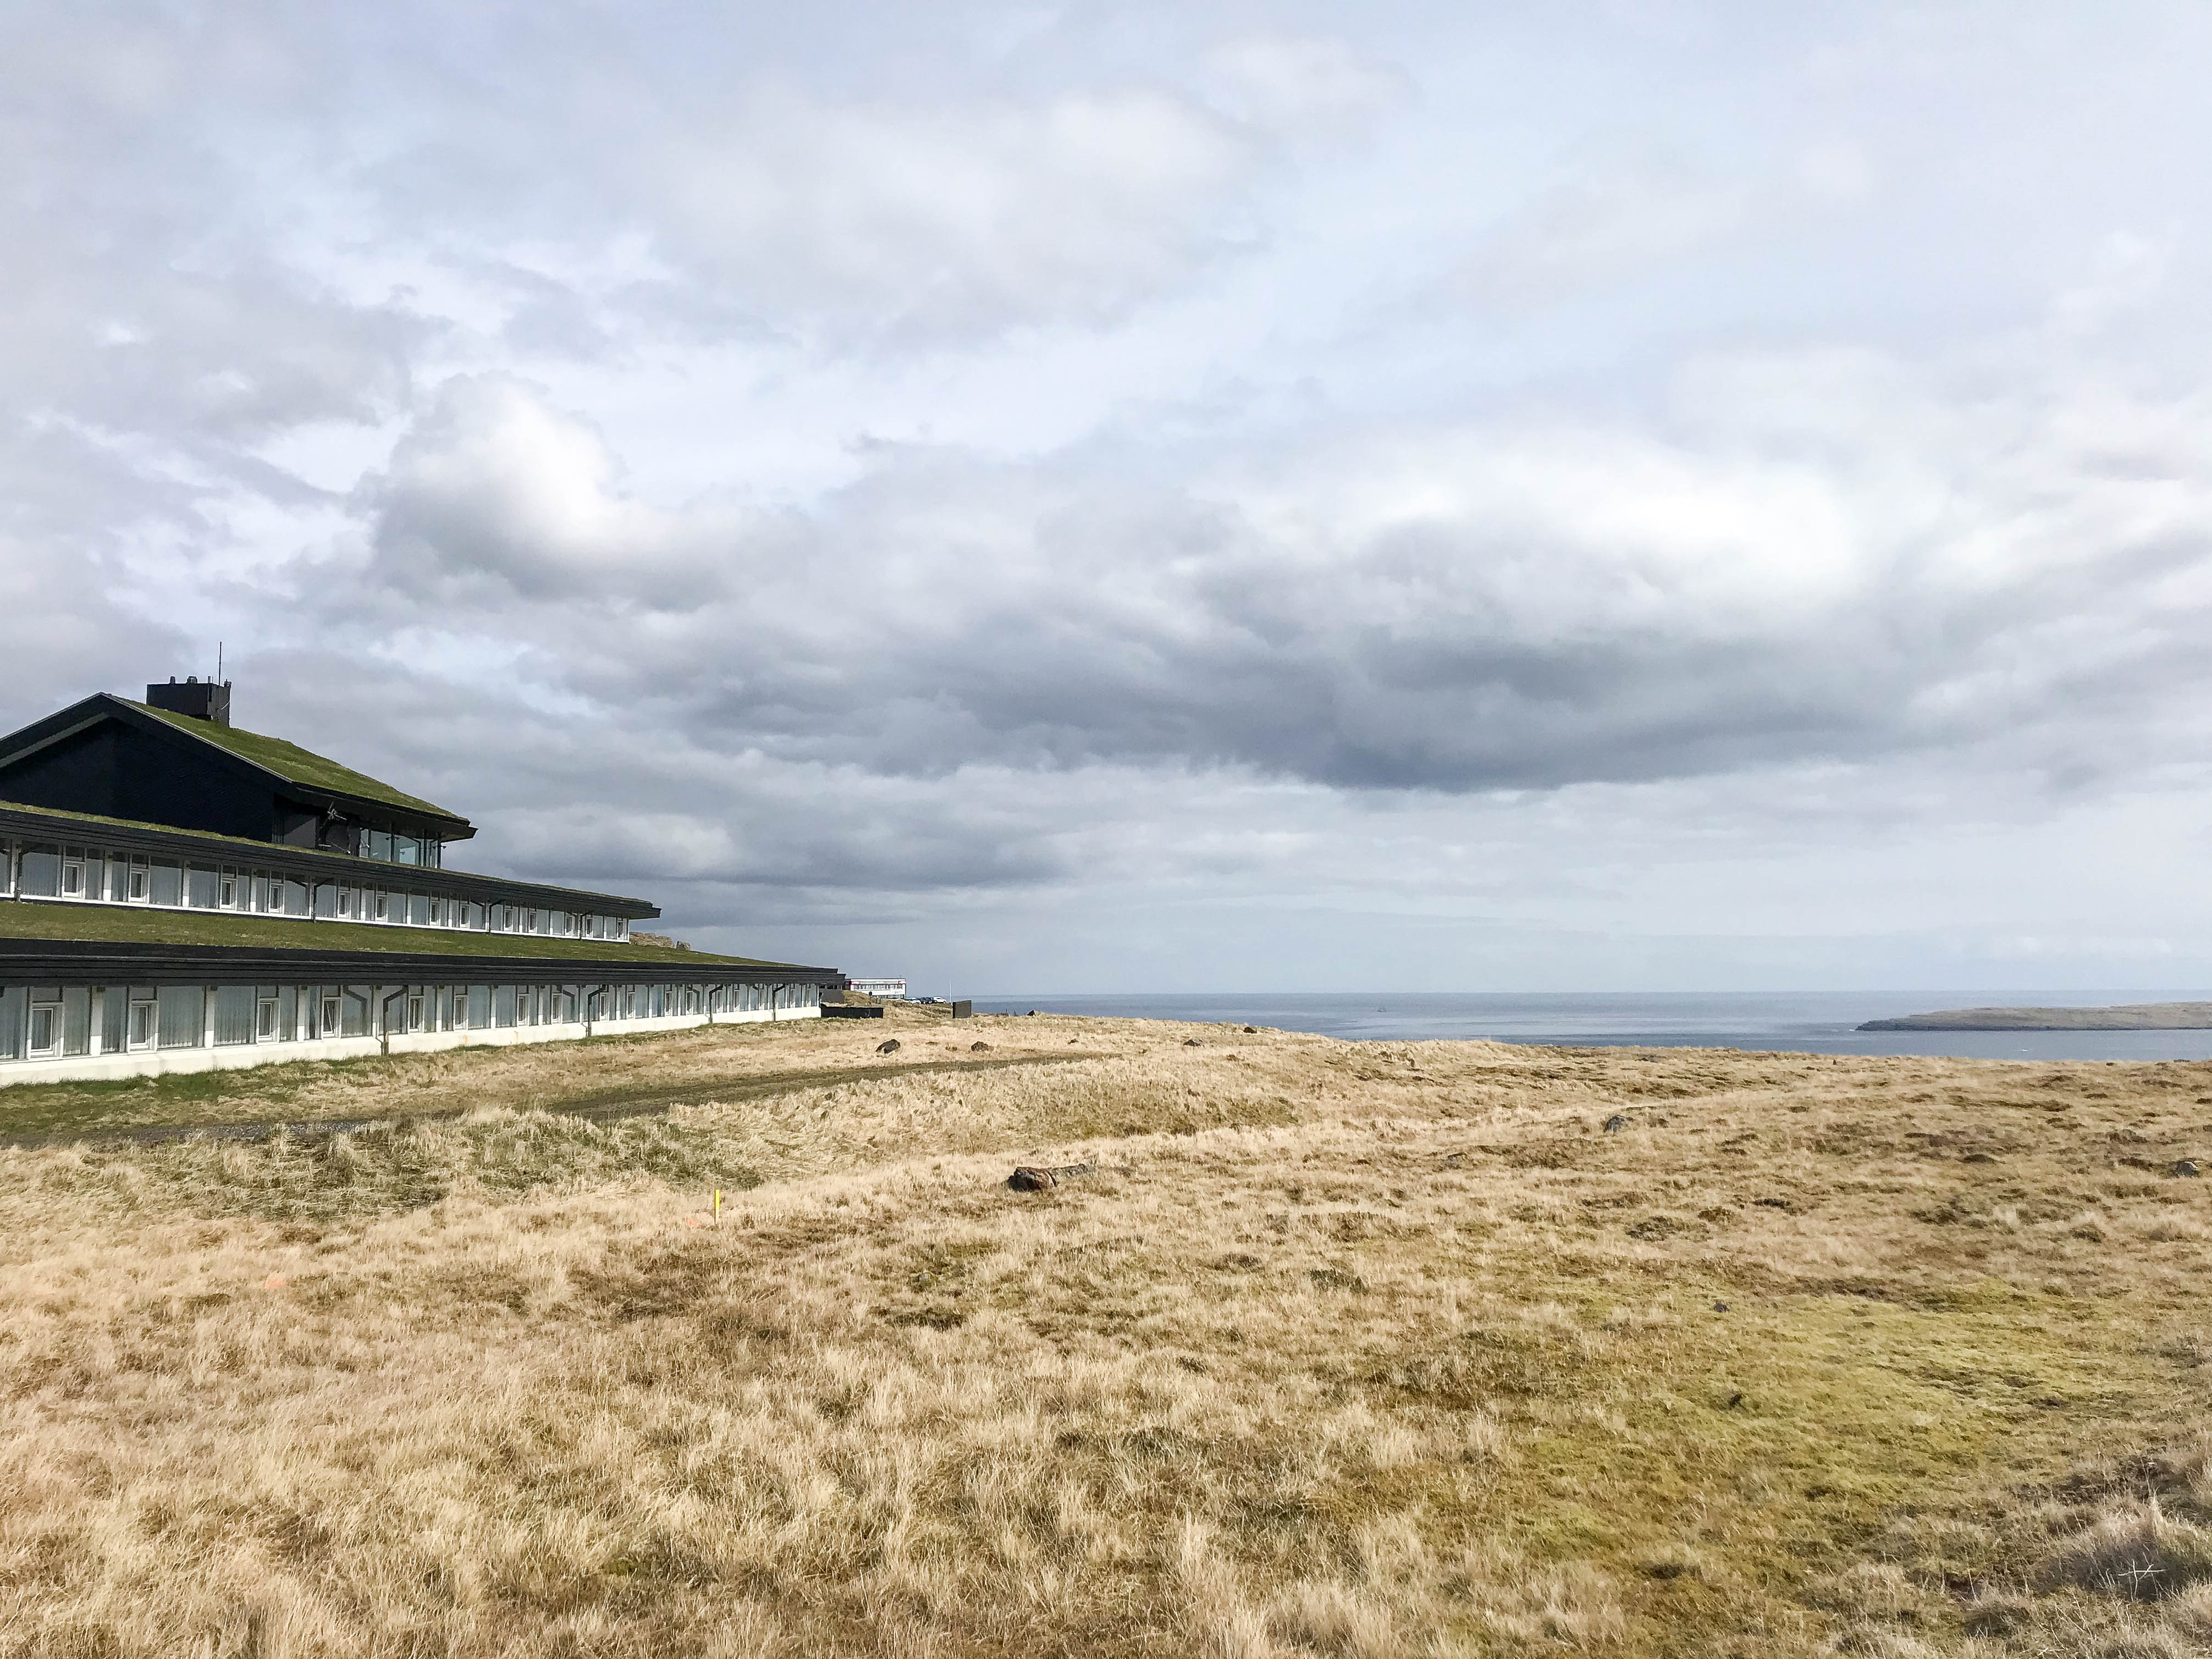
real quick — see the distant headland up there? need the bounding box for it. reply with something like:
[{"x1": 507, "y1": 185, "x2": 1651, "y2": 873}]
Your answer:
[{"x1": 1858, "y1": 1001, "x2": 2212, "y2": 1032}]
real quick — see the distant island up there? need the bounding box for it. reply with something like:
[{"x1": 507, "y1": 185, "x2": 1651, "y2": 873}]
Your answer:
[{"x1": 1858, "y1": 1001, "x2": 2212, "y2": 1032}]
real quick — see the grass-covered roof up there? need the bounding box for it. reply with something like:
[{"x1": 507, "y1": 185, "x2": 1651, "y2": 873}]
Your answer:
[
  {"x1": 0, "y1": 899, "x2": 788, "y2": 969},
  {"x1": 126, "y1": 701, "x2": 466, "y2": 824}
]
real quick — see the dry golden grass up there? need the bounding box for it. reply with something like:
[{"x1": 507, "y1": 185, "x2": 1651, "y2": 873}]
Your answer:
[{"x1": 1, "y1": 1011, "x2": 2209, "y2": 1656}]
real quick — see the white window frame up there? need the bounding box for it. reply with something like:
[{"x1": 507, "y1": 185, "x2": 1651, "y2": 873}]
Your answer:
[
  {"x1": 256, "y1": 997, "x2": 279, "y2": 1041},
  {"x1": 126, "y1": 997, "x2": 156, "y2": 1051},
  {"x1": 26, "y1": 1001, "x2": 59, "y2": 1059}
]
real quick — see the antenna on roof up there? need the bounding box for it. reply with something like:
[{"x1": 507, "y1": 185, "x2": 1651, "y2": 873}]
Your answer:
[{"x1": 217, "y1": 641, "x2": 223, "y2": 684}]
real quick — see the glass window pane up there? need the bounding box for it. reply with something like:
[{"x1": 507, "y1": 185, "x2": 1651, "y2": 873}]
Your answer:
[
  {"x1": 157, "y1": 985, "x2": 206, "y2": 1048},
  {"x1": 213, "y1": 986, "x2": 255, "y2": 1045},
  {"x1": 151, "y1": 862, "x2": 183, "y2": 906},
  {"x1": 18, "y1": 845, "x2": 59, "y2": 897},
  {"x1": 27, "y1": 1004, "x2": 56, "y2": 1057},
  {"x1": 185, "y1": 867, "x2": 218, "y2": 908}
]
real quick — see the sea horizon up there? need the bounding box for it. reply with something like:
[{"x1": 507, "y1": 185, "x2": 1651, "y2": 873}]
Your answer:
[{"x1": 963, "y1": 989, "x2": 2212, "y2": 1062}]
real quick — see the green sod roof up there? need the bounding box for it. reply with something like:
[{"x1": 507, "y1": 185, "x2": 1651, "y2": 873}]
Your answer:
[
  {"x1": 126, "y1": 701, "x2": 466, "y2": 825},
  {"x1": 0, "y1": 899, "x2": 793, "y2": 970}
]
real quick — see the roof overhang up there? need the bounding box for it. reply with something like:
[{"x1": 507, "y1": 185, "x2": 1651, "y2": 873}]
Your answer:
[{"x1": 0, "y1": 938, "x2": 842, "y2": 988}]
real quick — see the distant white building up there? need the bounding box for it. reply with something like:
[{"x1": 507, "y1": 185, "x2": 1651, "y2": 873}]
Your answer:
[{"x1": 847, "y1": 977, "x2": 907, "y2": 1000}]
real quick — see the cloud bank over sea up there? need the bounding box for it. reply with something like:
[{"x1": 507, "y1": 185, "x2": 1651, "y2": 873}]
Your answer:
[{"x1": 8, "y1": 2, "x2": 2212, "y2": 991}]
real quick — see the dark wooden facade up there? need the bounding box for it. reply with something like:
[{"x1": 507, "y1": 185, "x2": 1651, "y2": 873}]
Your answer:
[{"x1": 0, "y1": 693, "x2": 473, "y2": 852}]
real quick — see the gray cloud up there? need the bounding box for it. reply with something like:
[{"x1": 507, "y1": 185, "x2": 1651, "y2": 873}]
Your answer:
[{"x1": 344, "y1": 352, "x2": 2212, "y2": 808}]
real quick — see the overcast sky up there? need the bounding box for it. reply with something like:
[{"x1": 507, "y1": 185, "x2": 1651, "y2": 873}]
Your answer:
[{"x1": 7, "y1": 1, "x2": 2212, "y2": 993}]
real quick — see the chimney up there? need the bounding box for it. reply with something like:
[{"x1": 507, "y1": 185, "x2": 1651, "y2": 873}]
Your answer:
[{"x1": 146, "y1": 675, "x2": 233, "y2": 727}]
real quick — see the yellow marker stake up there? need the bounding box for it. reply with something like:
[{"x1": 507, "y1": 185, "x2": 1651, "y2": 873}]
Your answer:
[{"x1": 713, "y1": 1188, "x2": 722, "y2": 1220}]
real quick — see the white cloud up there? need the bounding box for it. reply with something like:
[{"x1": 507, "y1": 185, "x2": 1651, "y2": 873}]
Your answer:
[
  {"x1": 365, "y1": 374, "x2": 681, "y2": 598},
  {"x1": 1453, "y1": 144, "x2": 1753, "y2": 310},
  {"x1": 1202, "y1": 33, "x2": 1407, "y2": 137},
  {"x1": 648, "y1": 85, "x2": 1266, "y2": 341}
]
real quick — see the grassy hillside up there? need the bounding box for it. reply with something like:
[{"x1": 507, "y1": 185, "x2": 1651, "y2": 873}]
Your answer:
[
  {"x1": 1, "y1": 1012, "x2": 2208, "y2": 1655},
  {"x1": 1861, "y1": 1001, "x2": 2212, "y2": 1030}
]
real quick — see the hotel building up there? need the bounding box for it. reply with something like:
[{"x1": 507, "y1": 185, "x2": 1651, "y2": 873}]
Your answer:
[{"x1": 0, "y1": 679, "x2": 838, "y2": 1083}]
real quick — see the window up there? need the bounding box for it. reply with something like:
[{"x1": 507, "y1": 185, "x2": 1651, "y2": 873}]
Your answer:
[
  {"x1": 395, "y1": 835, "x2": 420, "y2": 867},
  {"x1": 406, "y1": 994, "x2": 423, "y2": 1034},
  {"x1": 321, "y1": 994, "x2": 341, "y2": 1036},
  {"x1": 27, "y1": 1000, "x2": 58, "y2": 1059},
  {"x1": 256, "y1": 997, "x2": 278, "y2": 1041},
  {"x1": 408, "y1": 893, "x2": 429, "y2": 927},
  {"x1": 150, "y1": 862, "x2": 183, "y2": 906},
  {"x1": 185, "y1": 866, "x2": 218, "y2": 908},
  {"x1": 428, "y1": 898, "x2": 444, "y2": 925},
  {"x1": 60, "y1": 855, "x2": 82, "y2": 897},
  {"x1": 127, "y1": 996, "x2": 156, "y2": 1051},
  {"x1": 219, "y1": 873, "x2": 238, "y2": 909},
  {"x1": 128, "y1": 861, "x2": 150, "y2": 902},
  {"x1": 368, "y1": 829, "x2": 393, "y2": 862},
  {"x1": 156, "y1": 985, "x2": 205, "y2": 1049},
  {"x1": 18, "y1": 845, "x2": 58, "y2": 897},
  {"x1": 373, "y1": 891, "x2": 390, "y2": 922},
  {"x1": 338, "y1": 888, "x2": 354, "y2": 918},
  {"x1": 213, "y1": 986, "x2": 255, "y2": 1046}
]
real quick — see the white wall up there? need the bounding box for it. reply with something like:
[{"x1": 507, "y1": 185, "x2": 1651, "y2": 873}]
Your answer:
[{"x1": 0, "y1": 1003, "x2": 819, "y2": 1088}]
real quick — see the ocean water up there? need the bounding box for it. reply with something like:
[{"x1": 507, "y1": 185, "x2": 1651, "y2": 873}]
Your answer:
[{"x1": 968, "y1": 990, "x2": 2212, "y2": 1062}]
